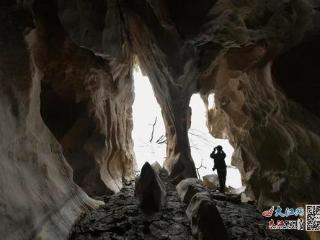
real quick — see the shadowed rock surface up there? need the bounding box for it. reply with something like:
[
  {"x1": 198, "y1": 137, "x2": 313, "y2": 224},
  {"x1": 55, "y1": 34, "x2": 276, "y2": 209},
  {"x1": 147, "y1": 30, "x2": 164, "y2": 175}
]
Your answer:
[
  {"x1": 134, "y1": 162, "x2": 166, "y2": 214},
  {"x1": 186, "y1": 192, "x2": 229, "y2": 240},
  {"x1": 70, "y1": 170, "x2": 191, "y2": 240},
  {"x1": 1, "y1": 0, "x2": 320, "y2": 239},
  {"x1": 70, "y1": 171, "x2": 305, "y2": 240},
  {"x1": 176, "y1": 178, "x2": 206, "y2": 204}
]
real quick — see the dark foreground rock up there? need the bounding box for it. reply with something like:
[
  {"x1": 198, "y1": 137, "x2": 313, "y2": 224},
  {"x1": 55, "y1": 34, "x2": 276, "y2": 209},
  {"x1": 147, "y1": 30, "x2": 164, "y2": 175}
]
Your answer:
[
  {"x1": 69, "y1": 169, "x2": 191, "y2": 240},
  {"x1": 206, "y1": 191, "x2": 305, "y2": 240},
  {"x1": 134, "y1": 162, "x2": 166, "y2": 214},
  {"x1": 69, "y1": 173, "x2": 306, "y2": 240},
  {"x1": 186, "y1": 193, "x2": 228, "y2": 240}
]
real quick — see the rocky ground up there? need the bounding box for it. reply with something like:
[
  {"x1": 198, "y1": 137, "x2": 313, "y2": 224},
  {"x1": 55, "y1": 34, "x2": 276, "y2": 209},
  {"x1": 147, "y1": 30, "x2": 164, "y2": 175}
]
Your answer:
[
  {"x1": 208, "y1": 193, "x2": 304, "y2": 240},
  {"x1": 69, "y1": 170, "x2": 192, "y2": 240},
  {"x1": 69, "y1": 170, "x2": 307, "y2": 240}
]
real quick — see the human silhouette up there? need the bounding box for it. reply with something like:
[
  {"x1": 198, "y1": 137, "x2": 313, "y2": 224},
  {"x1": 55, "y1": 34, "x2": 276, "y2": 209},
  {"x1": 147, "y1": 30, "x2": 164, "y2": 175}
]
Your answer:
[{"x1": 210, "y1": 145, "x2": 227, "y2": 193}]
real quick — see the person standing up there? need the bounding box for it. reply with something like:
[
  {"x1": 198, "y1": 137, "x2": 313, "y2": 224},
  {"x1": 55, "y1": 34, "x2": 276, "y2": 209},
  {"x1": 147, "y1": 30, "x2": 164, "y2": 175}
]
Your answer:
[{"x1": 210, "y1": 145, "x2": 227, "y2": 193}]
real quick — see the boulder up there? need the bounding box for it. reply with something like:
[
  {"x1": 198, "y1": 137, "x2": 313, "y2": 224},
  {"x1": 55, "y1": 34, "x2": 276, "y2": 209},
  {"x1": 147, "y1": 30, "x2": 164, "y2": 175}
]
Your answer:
[
  {"x1": 202, "y1": 174, "x2": 219, "y2": 190},
  {"x1": 176, "y1": 178, "x2": 205, "y2": 204},
  {"x1": 134, "y1": 162, "x2": 166, "y2": 214},
  {"x1": 186, "y1": 193, "x2": 229, "y2": 240}
]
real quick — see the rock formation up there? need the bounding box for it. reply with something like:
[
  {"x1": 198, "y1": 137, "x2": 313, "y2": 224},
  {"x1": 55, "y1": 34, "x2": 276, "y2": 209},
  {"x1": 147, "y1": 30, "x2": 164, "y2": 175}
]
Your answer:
[
  {"x1": 202, "y1": 1, "x2": 320, "y2": 210},
  {"x1": 186, "y1": 192, "x2": 229, "y2": 240},
  {"x1": 29, "y1": 0, "x2": 136, "y2": 195},
  {"x1": 176, "y1": 178, "x2": 206, "y2": 204},
  {"x1": 1, "y1": 0, "x2": 320, "y2": 239},
  {"x1": 0, "y1": 2, "x2": 102, "y2": 240},
  {"x1": 134, "y1": 162, "x2": 166, "y2": 214},
  {"x1": 70, "y1": 170, "x2": 192, "y2": 240},
  {"x1": 57, "y1": 0, "x2": 320, "y2": 208},
  {"x1": 70, "y1": 172, "x2": 305, "y2": 240}
]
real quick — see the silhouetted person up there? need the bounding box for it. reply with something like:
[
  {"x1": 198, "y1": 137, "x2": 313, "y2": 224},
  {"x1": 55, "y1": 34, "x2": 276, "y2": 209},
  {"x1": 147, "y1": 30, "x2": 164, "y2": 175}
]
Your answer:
[{"x1": 210, "y1": 145, "x2": 227, "y2": 193}]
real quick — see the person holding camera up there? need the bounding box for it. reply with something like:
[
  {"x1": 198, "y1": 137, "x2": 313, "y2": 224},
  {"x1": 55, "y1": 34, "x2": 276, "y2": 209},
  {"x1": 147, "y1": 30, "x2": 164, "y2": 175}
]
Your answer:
[{"x1": 210, "y1": 145, "x2": 227, "y2": 193}]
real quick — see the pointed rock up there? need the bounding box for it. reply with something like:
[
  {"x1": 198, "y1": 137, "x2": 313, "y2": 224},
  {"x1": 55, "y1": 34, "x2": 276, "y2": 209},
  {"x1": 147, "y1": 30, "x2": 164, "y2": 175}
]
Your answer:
[{"x1": 134, "y1": 162, "x2": 166, "y2": 214}]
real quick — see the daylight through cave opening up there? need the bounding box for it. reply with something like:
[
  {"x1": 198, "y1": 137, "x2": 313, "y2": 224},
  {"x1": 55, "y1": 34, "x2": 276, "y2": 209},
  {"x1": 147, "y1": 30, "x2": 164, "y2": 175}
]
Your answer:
[
  {"x1": 132, "y1": 65, "x2": 242, "y2": 189},
  {"x1": 132, "y1": 65, "x2": 166, "y2": 172},
  {"x1": 189, "y1": 93, "x2": 242, "y2": 189}
]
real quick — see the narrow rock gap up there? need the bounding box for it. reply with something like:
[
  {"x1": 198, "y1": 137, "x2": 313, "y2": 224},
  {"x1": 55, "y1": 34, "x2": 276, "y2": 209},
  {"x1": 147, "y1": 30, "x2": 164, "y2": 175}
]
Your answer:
[
  {"x1": 132, "y1": 64, "x2": 166, "y2": 172},
  {"x1": 189, "y1": 93, "x2": 243, "y2": 190},
  {"x1": 132, "y1": 64, "x2": 243, "y2": 192}
]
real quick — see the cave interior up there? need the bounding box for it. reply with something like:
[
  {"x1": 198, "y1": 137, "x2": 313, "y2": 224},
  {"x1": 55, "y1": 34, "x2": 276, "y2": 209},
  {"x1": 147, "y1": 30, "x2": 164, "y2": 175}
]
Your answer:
[{"x1": 1, "y1": 0, "x2": 320, "y2": 239}]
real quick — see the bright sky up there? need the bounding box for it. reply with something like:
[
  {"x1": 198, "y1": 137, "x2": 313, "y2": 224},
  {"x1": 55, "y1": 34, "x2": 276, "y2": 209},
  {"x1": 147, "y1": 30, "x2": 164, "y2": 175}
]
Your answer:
[{"x1": 132, "y1": 66, "x2": 242, "y2": 188}]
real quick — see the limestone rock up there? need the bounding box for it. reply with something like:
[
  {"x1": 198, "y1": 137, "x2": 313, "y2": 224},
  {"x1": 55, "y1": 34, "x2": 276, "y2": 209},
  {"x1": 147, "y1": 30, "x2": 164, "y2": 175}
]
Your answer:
[
  {"x1": 134, "y1": 162, "x2": 166, "y2": 214},
  {"x1": 30, "y1": 0, "x2": 136, "y2": 195},
  {"x1": 202, "y1": 174, "x2": 219, "y2": 190},
  {"x1": 0, "y1": 2, "x2": 103, "y2": 239},
  {"x1": 186, "y1": 193, "x2": 229, "y2": 240},
  {"x1": 58, "y1": 0, "x2": 320, "y2": 214},
  {"x1": 2, "y1": 1, "x2": 320, "y2": 240},
  {"x1": 176, "y1": 178, "x2": 205, "y2": 204}
]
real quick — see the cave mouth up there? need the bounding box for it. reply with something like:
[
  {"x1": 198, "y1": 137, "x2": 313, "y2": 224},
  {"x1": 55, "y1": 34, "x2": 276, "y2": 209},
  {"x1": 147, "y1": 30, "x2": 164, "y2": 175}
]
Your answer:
[
  {"x1": 40, "y1": 62, "x2": 242, "y2": 193},
  {"x1": 132, "y1": 65, "x2": 167, "y2": 172},
  {"x1": 132, "y1": 65, "x2": 242, "y2": 189},
  {"x1": 189, "y1": 93, "x2": 243, "y2": 189}
]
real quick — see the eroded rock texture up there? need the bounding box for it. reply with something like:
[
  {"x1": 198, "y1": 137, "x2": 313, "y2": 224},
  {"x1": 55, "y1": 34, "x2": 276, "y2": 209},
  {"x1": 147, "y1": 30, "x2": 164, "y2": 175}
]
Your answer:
[
  {"x1": 0, "y1": 2, "x2": 102, "y2": 240},
  {"x1": 1, "y1": 0, "x2": 320, "y2": 239},
  {"x1": 54, "y1": 0, "x2": 320, "y2": 207},
  {"x1": 29, "y1": 0, "x2": 136, "y2": 194},
  {"x1": 200, "y1": 1, "x2": 320, "y2": 210},
  {"x1": 1, "y1": 0, "x2": 135, "y2": 239}
]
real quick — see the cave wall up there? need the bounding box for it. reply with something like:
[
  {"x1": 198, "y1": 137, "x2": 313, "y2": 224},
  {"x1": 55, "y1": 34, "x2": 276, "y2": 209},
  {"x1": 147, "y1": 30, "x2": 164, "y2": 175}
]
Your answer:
[
  {"x1": 0, "y1": 0, "x2": 136, "y2": 238},
  {"x1": 120, "y1": 0, "x2": 320, "y2": 210},
  {"x1": 0, "y1": 2, "x2": 102, "y2": 239},
  {"x1": 199, "y1": 0, "x2": 320, "y2": 210},
  {"x1": 272, "y1": 21, "x2": 320, "y2": 118},
  {"x1": 50, "y1": 0, "x2": 320, "y2": 207},
  {"x1": 57, "y1": 0, "x2": 200, "y2": 181},
  {"x1": 30, "y1": 0, "x2": 136, "y2": 194},
  {"x1": 1, "y1": 0, "x2": 320, "y2": 239},
  {"x1": 124, "y1": 0, "x2": 205, "y2": 180}
]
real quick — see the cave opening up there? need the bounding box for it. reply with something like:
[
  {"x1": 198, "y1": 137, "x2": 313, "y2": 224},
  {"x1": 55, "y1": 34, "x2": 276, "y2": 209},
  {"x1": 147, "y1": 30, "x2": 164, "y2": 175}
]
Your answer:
[
  {"x1": 132, "y1": 65, "x2": 167, "y2": 172},
  {"x1": 132, "y1": 65, "x2": 243, "y2": 190},
  {"x1": 189, "y1": 93, "x2": 243, "y2": 189}
]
